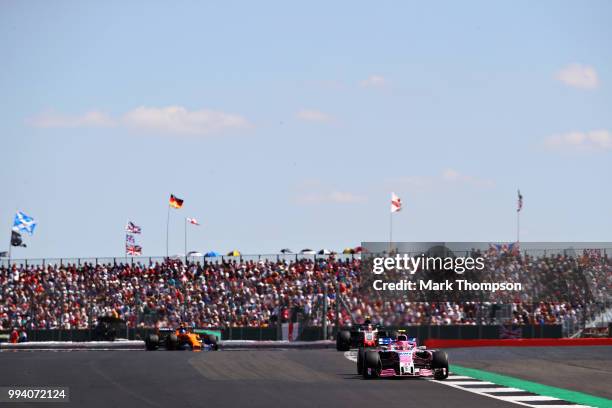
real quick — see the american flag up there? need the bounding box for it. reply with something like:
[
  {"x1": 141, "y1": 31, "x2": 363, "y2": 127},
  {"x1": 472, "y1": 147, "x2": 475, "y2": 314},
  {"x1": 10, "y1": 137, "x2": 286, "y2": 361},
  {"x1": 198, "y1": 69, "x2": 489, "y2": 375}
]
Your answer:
[
  {"x1": 126, "y1": 244, "x2": 142, "y2": 256},
  {"x1": 517, "y1": 190, "x2": 523, "y2": 212},
  {"x1": 125, "y1": 234, "x2": 135, "y2": 245},
  {"x1": 126, "y1": 221, "x2": 142, "y2": 234},
  {"x1": 390, "y1": 192, "x2": 402, "y2": 213}
]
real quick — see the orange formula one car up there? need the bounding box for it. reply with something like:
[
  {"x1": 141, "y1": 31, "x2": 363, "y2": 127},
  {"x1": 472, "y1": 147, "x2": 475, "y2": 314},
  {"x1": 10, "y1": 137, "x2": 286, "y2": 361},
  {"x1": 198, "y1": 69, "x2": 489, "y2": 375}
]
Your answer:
[{"x1": 145, "y1": 326, "x2": 219, "y2": 351}]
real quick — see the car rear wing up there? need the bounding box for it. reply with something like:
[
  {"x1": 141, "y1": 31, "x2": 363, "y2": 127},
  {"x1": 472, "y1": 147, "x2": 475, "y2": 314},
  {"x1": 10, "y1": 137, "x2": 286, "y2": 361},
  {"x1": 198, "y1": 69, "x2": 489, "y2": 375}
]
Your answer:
[
  {"x1": 378, "y1": 337, "x2": 393, "y2": 346},
  {"x1": 158, "y1": 327, "x2": 175, "y2": 333}
]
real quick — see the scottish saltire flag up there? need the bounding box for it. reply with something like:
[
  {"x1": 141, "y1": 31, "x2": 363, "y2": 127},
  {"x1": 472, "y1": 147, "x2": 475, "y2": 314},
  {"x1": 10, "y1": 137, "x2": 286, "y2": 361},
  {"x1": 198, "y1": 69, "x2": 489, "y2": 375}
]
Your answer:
[
  {"x1": 13, "y1": 211, "x2": 37, "y2": 235},
  {"x1": 126, "y1": 234, "x2": 136, "y2": 245}
]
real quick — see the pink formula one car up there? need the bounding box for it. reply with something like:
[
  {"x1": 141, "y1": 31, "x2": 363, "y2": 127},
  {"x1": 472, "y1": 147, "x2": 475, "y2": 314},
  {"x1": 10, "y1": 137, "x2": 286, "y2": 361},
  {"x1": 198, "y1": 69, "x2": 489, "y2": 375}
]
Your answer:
[{"x1": 357, "y1": 333, "x2": 449, "y2": 380}]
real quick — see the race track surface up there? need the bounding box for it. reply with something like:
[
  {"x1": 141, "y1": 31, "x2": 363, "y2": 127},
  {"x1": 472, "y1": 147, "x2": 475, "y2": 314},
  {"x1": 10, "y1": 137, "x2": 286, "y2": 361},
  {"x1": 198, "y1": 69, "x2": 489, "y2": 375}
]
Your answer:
[
  {"x1": 0, "y1": 349, "x2": 520, "y2": 408},
  {"x1": 448, "y1": 346, "x2": 612, "y2": 399}
]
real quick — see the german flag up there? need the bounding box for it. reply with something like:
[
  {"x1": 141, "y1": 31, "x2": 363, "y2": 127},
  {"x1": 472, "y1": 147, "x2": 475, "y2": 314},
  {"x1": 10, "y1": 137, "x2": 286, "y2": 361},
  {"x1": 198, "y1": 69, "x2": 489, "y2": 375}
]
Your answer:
[{"x1": 169, "y1": 194, "x2": 184, "y2": 209}]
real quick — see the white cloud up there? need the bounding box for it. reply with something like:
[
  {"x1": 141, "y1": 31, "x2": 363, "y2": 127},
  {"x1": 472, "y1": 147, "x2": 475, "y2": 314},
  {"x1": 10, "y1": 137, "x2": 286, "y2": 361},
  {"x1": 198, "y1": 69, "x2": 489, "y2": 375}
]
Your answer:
[
  {"x1": 328, "y1": 191, "x2": 366, "y2": 203},
  {"x1": 27, "y1": 106, "x2": 250, "y2": 136},
  {"x1": 544, "y1": 130, "x2": 612, "y2": 152},
  {"x1": 296, "y1": 109, "x2": 333, "y2": 123},
  {"x1": 359, "y1": 75, "x2": 387, "y2": 88},
  {"x1": 123, "y1": 106, "x2": 249, "y2": 135},
  {"x1": 392, "y1": 175, "x2": 434, "y2": 189},
  {"x1": 28, "y1": 111, "x2": 115, "y2": 128},
  {"x1": 294, "y1": 182, "x2": 366, "y2": 204},
  {"x1": 555, "y1": 64, "x2": 599, "y2": 89},
  {"x1": 296, "y1": 191, "x2": 366, "y2": 204}
]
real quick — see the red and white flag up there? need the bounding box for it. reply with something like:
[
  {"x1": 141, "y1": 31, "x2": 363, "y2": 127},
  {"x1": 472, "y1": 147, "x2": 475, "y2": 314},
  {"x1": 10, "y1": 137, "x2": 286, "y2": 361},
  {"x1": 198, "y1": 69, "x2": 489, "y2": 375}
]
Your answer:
[
  {"x1": 390, "y1": 192, "x2": 402, "y2": 213},
  {"x1": 186, "y1": 217, "x2": 200, "y2": 226}
]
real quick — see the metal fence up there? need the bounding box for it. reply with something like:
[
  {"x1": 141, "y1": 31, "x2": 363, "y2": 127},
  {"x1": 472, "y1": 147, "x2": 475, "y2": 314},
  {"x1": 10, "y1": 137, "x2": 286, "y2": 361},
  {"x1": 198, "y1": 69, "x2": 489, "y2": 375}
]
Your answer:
[{"x1": 2, "y1": 246, "x2": 612, "y2": 268}]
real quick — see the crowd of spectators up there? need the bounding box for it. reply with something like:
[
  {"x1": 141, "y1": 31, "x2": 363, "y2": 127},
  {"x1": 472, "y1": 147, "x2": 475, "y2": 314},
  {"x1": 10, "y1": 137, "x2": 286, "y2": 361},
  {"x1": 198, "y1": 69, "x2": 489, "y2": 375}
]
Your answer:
[{"x1": 0, "y1": 249, "x2": 610, "y2": 332}]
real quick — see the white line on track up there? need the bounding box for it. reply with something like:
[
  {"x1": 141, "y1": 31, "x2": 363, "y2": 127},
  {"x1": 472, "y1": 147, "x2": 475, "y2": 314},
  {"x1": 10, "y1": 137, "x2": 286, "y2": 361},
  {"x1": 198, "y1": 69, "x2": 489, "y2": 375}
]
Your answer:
[
  {"x1": 342, "y1": 350, "x2": 593, "y2": 408},
  {"x1": 499, "y1": 396, "x2": 562, "y2": 402},
  {"x1": 444, "y1": 381, "x2": 497, "y2": 385},
  {"x1": 538, "y1": 406, "x2": 592, "y2": 408},
  {"x1": 468, "y1": 388, "x2": 525, "y2": 393}
]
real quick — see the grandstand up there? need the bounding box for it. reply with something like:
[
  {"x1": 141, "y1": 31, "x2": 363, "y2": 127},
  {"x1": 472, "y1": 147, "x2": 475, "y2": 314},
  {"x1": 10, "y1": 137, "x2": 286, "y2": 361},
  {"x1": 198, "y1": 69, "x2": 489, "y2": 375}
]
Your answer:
[{"x1": 1, "y1": 249, "x2": 610, "y2": 340}]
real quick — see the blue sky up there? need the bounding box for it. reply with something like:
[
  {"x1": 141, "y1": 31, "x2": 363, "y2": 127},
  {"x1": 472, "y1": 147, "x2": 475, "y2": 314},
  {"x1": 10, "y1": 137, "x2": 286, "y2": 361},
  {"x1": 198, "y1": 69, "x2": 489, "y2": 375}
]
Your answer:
[{"x1": 1, "y1": 1, "x2": 611, "y2": 258}]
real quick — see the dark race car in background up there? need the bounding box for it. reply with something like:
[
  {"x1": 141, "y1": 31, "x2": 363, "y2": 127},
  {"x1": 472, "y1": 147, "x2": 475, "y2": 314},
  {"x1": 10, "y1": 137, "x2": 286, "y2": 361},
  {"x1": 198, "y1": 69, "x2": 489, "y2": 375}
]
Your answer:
[
  {"x1": 336, "y1": 323, "x2": 397, "y2": 351},
  {"x1": 357, "y1": 334, "x2": 449, "y2": 380},
  {"x1": 92, "y1": 316, "x2": 127, "y2": 341}
]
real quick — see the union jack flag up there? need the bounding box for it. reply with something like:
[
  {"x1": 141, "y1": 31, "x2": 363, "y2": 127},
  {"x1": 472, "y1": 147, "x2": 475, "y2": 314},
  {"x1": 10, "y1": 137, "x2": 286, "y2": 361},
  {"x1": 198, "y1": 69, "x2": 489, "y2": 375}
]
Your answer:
[
  {"x1": 126, "y1": 244, "x2": 142, "y2": 256},
  {"x1": 126, "y1": 221, "x2": 142, "y2": 234}
]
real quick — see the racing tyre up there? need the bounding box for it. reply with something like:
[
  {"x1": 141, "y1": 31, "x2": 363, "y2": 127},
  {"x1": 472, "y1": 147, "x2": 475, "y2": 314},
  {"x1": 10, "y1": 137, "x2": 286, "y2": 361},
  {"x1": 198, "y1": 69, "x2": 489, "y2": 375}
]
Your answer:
[
  {"x1": 357, "y1": 347, "x2": 366, "y2": 375},
  {"x1": 166, "y1": 333, "x2": 179, "y2": 350},
  {"x1": 145, "y1": 334, "x2": 159, "y2": 351},
  {"x1": 431, "y1": 351, "x2": 449, "y2": 380},
  {"x1": 363, "y1": 351, "x2": 381, "y2": 379},
  {"x1": 336, "y1": 330, "x2": 351, "y2": 351},
  {"x1": 207, "y1": 334, "x2": 219, "y2": 351}
]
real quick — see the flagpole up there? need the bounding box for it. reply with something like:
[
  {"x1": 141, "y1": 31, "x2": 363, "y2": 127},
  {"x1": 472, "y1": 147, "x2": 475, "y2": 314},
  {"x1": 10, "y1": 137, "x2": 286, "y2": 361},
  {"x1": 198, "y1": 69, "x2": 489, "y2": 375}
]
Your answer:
[
  {"x1": 517, "y1": 209, "x2": 520, "y2": 243},
  {"x1": 516, "y1": 190, "x2": 522, "y2": 243},
  {"x1": 166, "y1": 204, "x2": 170, "y2": 259},
  {"x1": 7, "y1": 229, "x2": 12, "y2": 266},
  {"x1": 184, "y1": 217, "x2": 187, "y2": 264},
  {"x1": 7, "y1": 210, "x2": 16, "y2": 266},
  {"x1": 389, "y1": 211, "x2": 393, "y2": 252}
]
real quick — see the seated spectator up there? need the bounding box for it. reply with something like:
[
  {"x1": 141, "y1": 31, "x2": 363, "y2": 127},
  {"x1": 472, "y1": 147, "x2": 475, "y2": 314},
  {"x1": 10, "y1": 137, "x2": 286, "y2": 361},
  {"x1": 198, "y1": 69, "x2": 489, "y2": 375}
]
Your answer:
[{"x1": 9, "y1": 328, "x2": 18, "y2": 344}]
